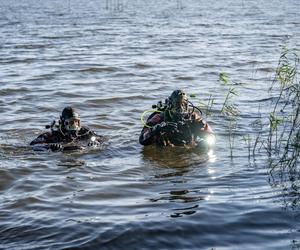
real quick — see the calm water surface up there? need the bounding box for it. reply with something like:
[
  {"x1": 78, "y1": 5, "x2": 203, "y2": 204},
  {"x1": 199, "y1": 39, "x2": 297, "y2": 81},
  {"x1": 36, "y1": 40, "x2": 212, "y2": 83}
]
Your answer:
[{"x1": 1, "y1": 0, "x2": 300, "y2": 249}]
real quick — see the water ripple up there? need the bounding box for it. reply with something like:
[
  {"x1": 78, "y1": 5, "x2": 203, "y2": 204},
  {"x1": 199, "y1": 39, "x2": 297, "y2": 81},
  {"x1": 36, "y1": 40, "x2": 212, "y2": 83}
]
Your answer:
[{"x1": 1, "y1": 0, "x2": 300, "y2": 249}]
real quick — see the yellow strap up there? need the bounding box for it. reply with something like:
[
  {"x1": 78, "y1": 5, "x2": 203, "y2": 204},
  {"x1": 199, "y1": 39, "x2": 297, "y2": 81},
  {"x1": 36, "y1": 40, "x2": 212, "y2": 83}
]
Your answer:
[{"x1": 140, "y1": 109, "x2": 161, "y2": 128}]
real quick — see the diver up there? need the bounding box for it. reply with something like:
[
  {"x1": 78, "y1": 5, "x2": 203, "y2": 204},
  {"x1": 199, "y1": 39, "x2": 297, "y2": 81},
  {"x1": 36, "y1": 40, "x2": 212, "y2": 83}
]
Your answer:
[
  {"x1": 139, "y1": 90, "x2": 215, "y2": 148},
  {"x1": 30, "y1": 106, "x2": 105, "y2": 151}
]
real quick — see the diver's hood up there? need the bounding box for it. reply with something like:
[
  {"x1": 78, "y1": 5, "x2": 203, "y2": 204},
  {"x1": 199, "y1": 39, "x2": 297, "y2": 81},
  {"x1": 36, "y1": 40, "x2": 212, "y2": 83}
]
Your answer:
[
  {"x1": 60, "y1": 106, "x2": 81, "y2": 133},
  {"x1": 167, "y1": 90, "x2": 189, "y2": 118}
]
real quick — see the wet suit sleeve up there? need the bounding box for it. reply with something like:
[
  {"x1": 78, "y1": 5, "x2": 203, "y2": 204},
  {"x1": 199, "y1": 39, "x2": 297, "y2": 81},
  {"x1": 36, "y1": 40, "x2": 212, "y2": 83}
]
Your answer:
[
  {"x1": 139, "y1": 113, "x2": 162, "y2": 146},
  {"x1": 79, "y1": 127, "x2": 106, "y2": 147},
  {"x1": 30, "y1": 132, "x2": 52, "y2": 146},
  {"x1": 89, "y1": 131, "x2": 106, "y2": 146},
  {"x1": 30, "y1": 132, "x2": 62, "y2": 151},
  {"x1": 91, "y1": 131, "x2": 106, "y2": 144},
  {"x1": 192, "y1": 112, "x2": 214, "y2": 136}
]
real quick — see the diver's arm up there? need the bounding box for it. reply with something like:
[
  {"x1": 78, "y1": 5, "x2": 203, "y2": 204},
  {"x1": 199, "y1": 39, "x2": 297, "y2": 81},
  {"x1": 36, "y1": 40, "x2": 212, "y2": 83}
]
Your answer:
[
  {"x1": 91, "y1": 131, "x2": 106, "y2": 144},
  {"x1": 30, "y1": 132, "x2": 63, "y2": 151},
  {"x1": 79, "y1": 127, "x2": 106, "y2": 146},
  {"x1": 139, "y1": 127, "x2": 155, "y2": 145},
  {"x1": 202, "y1": 122, "x2": 214, "y2": 134},
  {"x1": 31, "y1": 144, "x2": 51, "y2": 151},
  {"x1": 198, "y1": 119, "x2": 214, "y2": 135},
  {"x1": 87, "y1": 135, "x2": 105, "y2": 147},
  {"x1": 30, "y1": 132, "x2": 51, "y2": 146},
  {"x1": 192, "y1": 112, "x2": 214, "y2": 135},
  {"x1": 31, "y1": 143, "x2": 64, "y2": 152},
  {"x1": 139, "y1": 113, "x2": 162, "y2": 146}
]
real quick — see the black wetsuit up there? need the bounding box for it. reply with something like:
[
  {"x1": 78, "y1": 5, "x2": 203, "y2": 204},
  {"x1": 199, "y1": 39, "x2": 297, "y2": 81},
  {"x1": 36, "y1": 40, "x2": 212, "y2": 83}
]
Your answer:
[
  {"x1": 139, "y1": 110, "x2": 213, "y2": 147},
  {"x1": 30, "y1": 126, "x2": 105, "y2": 151}
]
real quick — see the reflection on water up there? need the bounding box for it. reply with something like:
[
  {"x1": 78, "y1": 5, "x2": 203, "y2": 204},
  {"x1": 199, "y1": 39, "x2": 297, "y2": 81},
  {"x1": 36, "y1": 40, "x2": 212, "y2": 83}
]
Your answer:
[
  {"x1": 150, "y1": 189, "x2": 204, "y2": 203},
  {"x1": 142, "y1": 146, "x2": 214, "y2": 218},
  {"x1": 57, "y1": 158, "x2": 85, "y2": 168},
  {"x1": 170, "y1": 204, "x2": 198, "y2": 218},
  {"x1": 268, "y1": 169, "x2": 300, "y2": 211},
  {"x1": 141, "y1": 145, "x2": 210, "y2": 168},
  {"x1": 150, "y1": 188, "x2": 203, "y2": 218}
]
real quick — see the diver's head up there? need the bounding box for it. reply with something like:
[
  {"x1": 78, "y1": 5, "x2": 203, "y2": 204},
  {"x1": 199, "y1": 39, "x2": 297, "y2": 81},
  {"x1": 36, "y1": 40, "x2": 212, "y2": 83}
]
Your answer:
[
  {"x1": 167, "y1": 90, "x2": 189, "y2": 118},
  {"x1": 60, "y1": 106, "x2": 81, "y2": 136}
]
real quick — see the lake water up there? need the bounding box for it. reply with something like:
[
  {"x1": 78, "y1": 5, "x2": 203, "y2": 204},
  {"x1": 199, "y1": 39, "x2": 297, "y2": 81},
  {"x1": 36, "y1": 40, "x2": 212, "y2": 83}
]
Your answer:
[{"x1": 1, "y1": 0, "x2": 300, "y2": 249}]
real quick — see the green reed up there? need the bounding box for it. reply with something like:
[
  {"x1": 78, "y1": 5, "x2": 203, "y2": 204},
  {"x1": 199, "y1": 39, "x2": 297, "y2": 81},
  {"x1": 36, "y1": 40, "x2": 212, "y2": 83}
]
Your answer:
[
  {"x1": 270, "y1": 47, "x2": 298, "y2": 170},
  {"x1": 192, "y1": 72, "x2": 241, "y2": 158},
  {"x1": 194, "y1": 46, "x2": 299, "y2": 176},
  {"x1": 250, "y1": 46, "x2": 300, "y2": 172},
  {"x1": 219, "y1": 72, "x2": 240, "y2": 158},
  {"x1": 250, "y1": 107, "x2": 263, "y2": 160},
  {"x1": 242, "y1": 134, "x2": 252, "y2": 161},
  {"x1": 195, "y1": 93, "x2": 215, "y2": 118}
]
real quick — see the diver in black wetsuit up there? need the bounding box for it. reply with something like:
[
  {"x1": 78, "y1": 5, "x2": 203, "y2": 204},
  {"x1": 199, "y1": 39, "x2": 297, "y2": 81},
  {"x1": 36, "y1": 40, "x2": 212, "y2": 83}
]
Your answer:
[
  {"x1": 139, "y1": 90, "x2": 214, "y2": 148},
  {"x1": 30, "y1": 106, "x2": 105, "y2": 151}
]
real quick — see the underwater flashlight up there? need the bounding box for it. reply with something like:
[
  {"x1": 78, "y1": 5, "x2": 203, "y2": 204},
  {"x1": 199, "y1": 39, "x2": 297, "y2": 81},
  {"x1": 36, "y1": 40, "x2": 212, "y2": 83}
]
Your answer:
[
  {"x1": 206, "y1": 134, "x2": 216, "y2": 147},
  {"x1": 90, "y1": 136, "x2": 96, "y2": 142}
]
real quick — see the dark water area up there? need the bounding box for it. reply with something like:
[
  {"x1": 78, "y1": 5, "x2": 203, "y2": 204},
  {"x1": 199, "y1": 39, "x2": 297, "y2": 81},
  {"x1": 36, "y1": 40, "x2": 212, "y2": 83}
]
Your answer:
[{"x1": 1, "y1": 0, "x2": 300, "y2": 249}]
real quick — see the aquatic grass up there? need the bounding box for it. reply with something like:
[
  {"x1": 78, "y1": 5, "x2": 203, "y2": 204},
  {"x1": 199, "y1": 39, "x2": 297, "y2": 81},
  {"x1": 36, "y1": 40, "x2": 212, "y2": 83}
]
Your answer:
[
  {"x1": 192, "y1": 47, "x2": 298, "y2": 164},
  {"x1": 267, "y1": 48, "x2": 299, "y2": 171},
  {"x1": 242, "y1": 134, "x2": 252, "y2": 161},
  {"x1": 192, "y1": 73, "x2": 241, "y2": 158},
  {"x1": 247, "y1": 46, "x2": 300, "y2": 173},
  {"x1": 220, "y1": 87, "x2": 240, "y2": 117},
  {"x1": 219, "y1": 72, "x2": 230, "y2": 85},
  {"x1": 267, "y1": 46, "x2": 299, "y2": 156},
  {"x1": 219, "y1": 73, "x2": 241, "y2": 158},
  {"x1": 192, "y1": 93, "x2": 215, "y2": 118},
  {"x1": 250, "y1": 107, "x2": 264, "y2": 160}
]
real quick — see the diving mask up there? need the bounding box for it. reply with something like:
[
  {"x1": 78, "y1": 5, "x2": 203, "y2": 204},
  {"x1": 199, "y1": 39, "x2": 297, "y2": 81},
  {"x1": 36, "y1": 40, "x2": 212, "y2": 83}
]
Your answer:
[
  {"x1": 168, "y1": 90, "x2": 189, "y2": 116},
  {"x1": 64, "y1": 118, "x2": 81, "y2": 132}
]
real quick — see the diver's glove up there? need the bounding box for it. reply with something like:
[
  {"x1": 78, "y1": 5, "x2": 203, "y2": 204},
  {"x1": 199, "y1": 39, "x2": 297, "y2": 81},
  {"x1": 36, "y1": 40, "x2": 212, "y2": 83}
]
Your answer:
[
  {"x1": 87, "y1": 140, "x2": 101, "y2": 147},
  {"x1": 49, "y1": 143, "x2": 63, "y2": 151},
  {"x1": 151, "y1": 122, "x2": 178, "y2": 134},
  {"x1": 198, "y1": 119, "x2": 206, "y2": 128}
]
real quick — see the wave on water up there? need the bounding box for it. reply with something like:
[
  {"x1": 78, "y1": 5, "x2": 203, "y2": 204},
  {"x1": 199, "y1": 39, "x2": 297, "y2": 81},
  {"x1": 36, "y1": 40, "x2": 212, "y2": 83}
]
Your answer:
[
  {"x1": 85, "y1": 95, "x2": 150, "y2": 105},
  {"x1": 1, "y1": 0, "x2": 300, "y2": 249},
  {"x1": 174, "y1": 75, "x2": 195, "y2": 80},
  {"x1": 0, "y1": 87, "x2": 29, "y2": 95},
  {"x1": 79, "y1": 66, "x2": 120, "y2": 73},
  {"x1": 133, "y1": 63, "x2": 153, "y2": 69}
]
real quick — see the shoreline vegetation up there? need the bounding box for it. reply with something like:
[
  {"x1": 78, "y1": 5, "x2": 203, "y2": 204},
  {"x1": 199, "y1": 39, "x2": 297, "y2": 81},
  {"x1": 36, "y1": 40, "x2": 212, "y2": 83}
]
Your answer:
[{"x1": 195, "y1": 45, "x2": 300, "y2": 178}]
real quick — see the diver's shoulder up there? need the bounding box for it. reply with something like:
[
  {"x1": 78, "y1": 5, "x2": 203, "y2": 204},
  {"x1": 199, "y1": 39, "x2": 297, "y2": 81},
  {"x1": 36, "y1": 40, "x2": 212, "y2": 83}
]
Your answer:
[
  {"x1": 30, "y1": 131, "x2": 56, "y2": 145},
  {"x1": 79, "y1": 126, "x2": 103, "y2": 137},
  {"x1": 80, "y1": 126, "x2": 92, "y2": 133},
  {"x1": 189, "y1": 108, "x2": 201, "y2": 116},
  {"x1": 148, "y1": 112, "x2": 162, "y2": 123}
]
